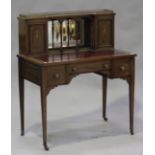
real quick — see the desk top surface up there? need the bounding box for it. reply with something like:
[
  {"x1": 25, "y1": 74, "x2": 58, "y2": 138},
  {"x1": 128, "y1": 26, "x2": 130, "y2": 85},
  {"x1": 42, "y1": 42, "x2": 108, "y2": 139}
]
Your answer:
[{"x1": 18, "y1": 48, "x2": 136, "y2": 66}]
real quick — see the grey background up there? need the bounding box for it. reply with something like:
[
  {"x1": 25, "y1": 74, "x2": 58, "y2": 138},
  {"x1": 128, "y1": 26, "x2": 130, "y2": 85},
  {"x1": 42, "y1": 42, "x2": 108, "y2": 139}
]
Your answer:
[{"x1": 12, "y1": 0, "x2": 143, "y2": 154}]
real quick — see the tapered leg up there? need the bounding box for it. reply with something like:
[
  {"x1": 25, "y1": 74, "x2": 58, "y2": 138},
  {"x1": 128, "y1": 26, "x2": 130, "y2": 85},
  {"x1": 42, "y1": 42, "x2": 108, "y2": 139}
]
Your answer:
[
  {"x1": 40, "y1": 87, "x2": 49, "y2": 151},
  {"x1": 129, "y1": 58, "x2": 135, "y2": 135},
  {"x1": 19, "y1": 76, "x2": 24, "y2": 136},
  {"x1": 129, "y1": 76, "x2": 135, "y2": 135},
  {"x1": 18, "y1": 59, "x2": 25, "y2": 136},
  {"x1": 102, "y1": 76, "x2": 108, "y2": 121}
]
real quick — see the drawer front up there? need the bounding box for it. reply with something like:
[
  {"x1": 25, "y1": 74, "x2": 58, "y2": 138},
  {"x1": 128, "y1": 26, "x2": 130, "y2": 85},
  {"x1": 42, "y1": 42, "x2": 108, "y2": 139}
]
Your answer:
[
  {"x1": 46, "y1": 66, "x2": 66, "y2": 86},
  {"x1": 22, "y1": 61, "x2": 41, "y2": 84},
  {"x1": 112, "y1": 58, "x2": 131, "y2": 77},
  {"x1": 68, "y1": 60, "x2": 111, "y2": 75}
]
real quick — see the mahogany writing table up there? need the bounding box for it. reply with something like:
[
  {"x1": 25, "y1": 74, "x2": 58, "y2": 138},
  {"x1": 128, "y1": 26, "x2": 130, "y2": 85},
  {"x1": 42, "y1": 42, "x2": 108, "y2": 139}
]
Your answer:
[
  {"x1": 17, "y1": 10, "x2": 136, "y2": 150},
  {"x1": 17, "y1": 48, "x2": 136, "y2": 150}
]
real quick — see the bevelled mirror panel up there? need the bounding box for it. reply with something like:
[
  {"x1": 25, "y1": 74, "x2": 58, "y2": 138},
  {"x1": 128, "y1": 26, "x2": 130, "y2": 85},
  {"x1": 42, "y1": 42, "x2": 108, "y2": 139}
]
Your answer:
[{"x1": 48, "y1": 19, "x2": 85, "y2": 49}]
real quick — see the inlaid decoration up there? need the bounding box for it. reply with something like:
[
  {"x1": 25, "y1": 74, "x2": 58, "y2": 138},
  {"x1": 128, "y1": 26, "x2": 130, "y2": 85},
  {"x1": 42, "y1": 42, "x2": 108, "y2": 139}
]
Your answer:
[
  {"x1": 29, "y1": 25, "x2": 45, "y2": 53},
  {"x1": 98, "y1": 19, "x2": 112, "y2": 47}
]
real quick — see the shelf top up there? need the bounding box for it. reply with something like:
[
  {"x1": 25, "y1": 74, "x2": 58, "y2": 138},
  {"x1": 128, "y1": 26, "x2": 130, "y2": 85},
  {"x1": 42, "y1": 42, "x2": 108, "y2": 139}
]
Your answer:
[
  {"x1": 18, "y1": 9, "x2": 115, "y2": 20},
  {"x1": 17, "y1": 48, "x2": 136, "y2": 66}
]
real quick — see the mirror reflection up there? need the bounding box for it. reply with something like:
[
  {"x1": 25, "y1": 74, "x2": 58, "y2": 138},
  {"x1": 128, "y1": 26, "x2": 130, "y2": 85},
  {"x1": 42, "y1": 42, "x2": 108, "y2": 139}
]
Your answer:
[{"x1": 48, "y1": 19, "x2": 84, "y2": 49}]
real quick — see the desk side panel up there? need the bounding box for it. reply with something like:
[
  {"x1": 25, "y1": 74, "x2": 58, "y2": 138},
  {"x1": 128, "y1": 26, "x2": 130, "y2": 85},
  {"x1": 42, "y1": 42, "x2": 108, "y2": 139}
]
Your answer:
[
  {"x1": 19, "y1": 58, "x2": 41, "y2": 85},
  {"x1": 18, "y1": 19, "x2": 29, "y2": 54}
]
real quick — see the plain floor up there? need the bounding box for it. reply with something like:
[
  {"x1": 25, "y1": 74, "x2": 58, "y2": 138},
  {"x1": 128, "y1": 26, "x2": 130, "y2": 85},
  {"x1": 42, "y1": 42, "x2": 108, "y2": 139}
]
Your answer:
[{"x1": 11, "y1": 64, "x2": 143, "y2": 155}]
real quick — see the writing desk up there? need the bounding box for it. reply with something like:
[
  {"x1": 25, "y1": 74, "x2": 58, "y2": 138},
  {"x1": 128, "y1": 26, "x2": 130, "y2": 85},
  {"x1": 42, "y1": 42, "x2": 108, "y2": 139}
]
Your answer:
[
  {"x1": 17, "y1": 48, "x2": 136, "y2": 150},
  {"x1": 17, "y1": 9, "x2": 136, "y2": 150}
]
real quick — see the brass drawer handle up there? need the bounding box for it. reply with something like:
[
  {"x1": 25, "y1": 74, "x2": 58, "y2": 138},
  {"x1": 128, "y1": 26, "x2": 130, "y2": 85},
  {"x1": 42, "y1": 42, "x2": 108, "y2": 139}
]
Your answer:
[
  {"x1": 103, "y1": 63, "x2": 110, "y2": 69},
  {"x1": 55, "y1": 73, "x2": 60, "y2": 79},
  {"x1": 120, "y1": 66, "x2": 126, "y2": 71},
  {"x1": 72, "y1": 67, "x2": 77, "y2": 72}
]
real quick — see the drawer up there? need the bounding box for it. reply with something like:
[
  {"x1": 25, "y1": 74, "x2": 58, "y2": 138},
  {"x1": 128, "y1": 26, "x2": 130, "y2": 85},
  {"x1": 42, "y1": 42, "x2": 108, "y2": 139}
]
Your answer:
[
  {"x1": 112, "y1": 58, "x2": 131, "y2": 77},
  {"x1": 46, "y1": 66, "x2": 66, "y2": 86},
  {"x1": 68, "y1": 61, "x2": 111, "y2": 75}
]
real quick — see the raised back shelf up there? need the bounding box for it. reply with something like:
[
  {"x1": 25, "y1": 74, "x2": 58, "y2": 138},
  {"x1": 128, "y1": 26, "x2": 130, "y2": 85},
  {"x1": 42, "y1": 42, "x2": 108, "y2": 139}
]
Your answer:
[{"x1": 18, "y1": 9, "x2": 115, "y2": 55}]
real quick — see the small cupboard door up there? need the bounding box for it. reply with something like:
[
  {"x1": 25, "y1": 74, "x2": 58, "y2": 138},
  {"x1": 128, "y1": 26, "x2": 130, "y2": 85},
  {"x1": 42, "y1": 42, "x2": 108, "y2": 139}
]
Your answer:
[
  {"x1": 94, "y1": 15, "x2": 114, "y2": 48},
  {"x1": 28, "y1": 20, "x2": 47, "y2": 54}
]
